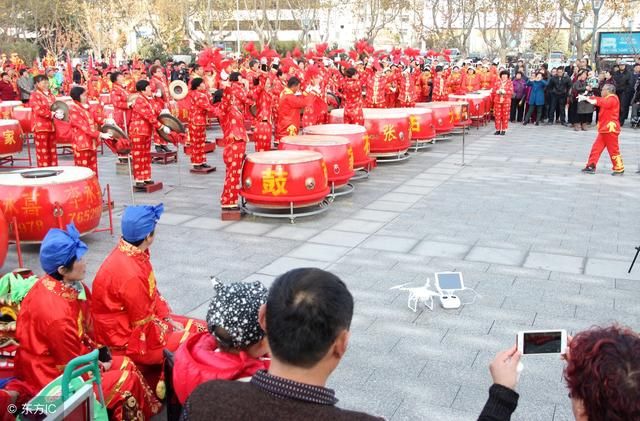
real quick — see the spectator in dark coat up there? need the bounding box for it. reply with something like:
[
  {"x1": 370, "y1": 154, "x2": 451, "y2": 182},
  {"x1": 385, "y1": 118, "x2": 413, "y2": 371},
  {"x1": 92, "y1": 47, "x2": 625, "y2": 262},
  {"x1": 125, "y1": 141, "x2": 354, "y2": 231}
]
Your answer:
[
  {"x1": 547, "y1": 67, "x2": 571, "y2": 125},
  {"x1": 510, "y1": 72, "x2": 527, "y2": 122},
  {"x1": 614, "y1": 62, "x2": 633, "y2": 125},
  {"x1": 0, "y1": 72, "x2": 17, "y2": 100}
]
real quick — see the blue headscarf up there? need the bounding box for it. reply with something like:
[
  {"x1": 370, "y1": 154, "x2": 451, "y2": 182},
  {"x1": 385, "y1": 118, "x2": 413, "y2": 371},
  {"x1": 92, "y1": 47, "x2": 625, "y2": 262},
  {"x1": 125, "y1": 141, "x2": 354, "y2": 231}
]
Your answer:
[
  {"x1": 40, "y1": 223, "x2": 88, "y2": 275},
  {"x1": 121, "y1": 203, "x2": 164, "y2": 243}
]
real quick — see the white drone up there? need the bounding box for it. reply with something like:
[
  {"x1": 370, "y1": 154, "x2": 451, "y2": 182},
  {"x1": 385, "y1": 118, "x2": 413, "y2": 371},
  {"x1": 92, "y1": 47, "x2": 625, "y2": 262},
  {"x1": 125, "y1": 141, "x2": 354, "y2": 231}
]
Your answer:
[{"x1": 390, "y1": 278, "x2": 440, "y2": 312}]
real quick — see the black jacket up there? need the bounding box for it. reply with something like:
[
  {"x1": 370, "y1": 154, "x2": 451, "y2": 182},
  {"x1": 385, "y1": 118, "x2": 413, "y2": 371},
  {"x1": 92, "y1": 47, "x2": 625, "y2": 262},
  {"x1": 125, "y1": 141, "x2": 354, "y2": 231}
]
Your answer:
[
  {"x1": 613, "y1": 69, "x2": 633, "y2": 93},
  {"x1": 547, "y1": 75, "x2": 571, "y2": 96}
]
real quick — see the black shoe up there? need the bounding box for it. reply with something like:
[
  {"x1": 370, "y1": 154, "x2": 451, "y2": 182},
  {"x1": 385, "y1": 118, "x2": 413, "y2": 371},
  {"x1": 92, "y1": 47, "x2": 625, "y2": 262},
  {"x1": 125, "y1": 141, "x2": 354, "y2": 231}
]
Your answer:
[
  {"x1": 561, "y1": 122, "x2": 567, "y2": 126},
  {"x1": 581, "y1": 165, "x2": 596, "y2": 174},
  {"x1": 494, "y1": 130, "x2": 500, "y2": 135},
  {"x1": 500, "y1": 131, "x2": 506, "y2": 135},
  {"x1": 547, "y1": 121, "x2": 553, "y2": 125},
  {"x1": 523, "y1": 121, "x2": 528, "y2": 126},
  {"x1": 155, "y1": 145, "x2": 164, "y2": 153},
  {"x1": 193, "y1": 164, "x2": 204, "y2": 169},
  {"x1": 535, "y1": 122, "x2": 539, "y2": 126},
  {"x1": 144, "y1": 180, "x2": 154, "y2": 184},
  {"x1": 611, "y1": 170, "x2": 624, "y2": 176},
  {"x1": 135, "y1": 182, "x2": 146, "y2": 188},
  {"x1": 161, "y1": 145, "x2": 172, "y2": 153},
  {"x1": 202, "y1": 164, "x2": 211, "y2": 168}
]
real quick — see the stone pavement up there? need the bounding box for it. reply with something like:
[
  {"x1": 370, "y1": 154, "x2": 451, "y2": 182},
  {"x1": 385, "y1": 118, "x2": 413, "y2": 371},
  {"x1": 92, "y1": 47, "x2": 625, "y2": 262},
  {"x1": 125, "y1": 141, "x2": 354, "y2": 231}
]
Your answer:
[{"x1": 3, "y1": 121, "x2": 640, "y2": 420}]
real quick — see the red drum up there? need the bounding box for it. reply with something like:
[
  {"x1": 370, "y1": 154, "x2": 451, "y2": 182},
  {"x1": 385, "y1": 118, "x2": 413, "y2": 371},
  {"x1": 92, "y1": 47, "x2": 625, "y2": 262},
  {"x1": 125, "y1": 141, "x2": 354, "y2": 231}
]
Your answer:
[
  {"x1": 477, "y1": 90, "x2": 493, "y2": 115},
  {"x1": 241, "y1": 150, "x2": 330, "y2": 208},
  {"x1": 0, "y1": 101, "x2": 22, "y2": 120},
  {"x1": 88, "y1": 100, "x2": 105, "y2": 123},
  {"x1": 329, "y1": 109, "x2": 344, "y2": 124},
  {"x1": 449, "y1": 94, "x2": 485, "y2": 119},
  {"x1": 362, "y1": 109, "x2": 411, "y2": 156},
  {"x1": 169, "y1": 100, "x2": 179, "y2": 118},
  {"x1": 444, "y1": 101, "x2": 471, "y2": 127},
  {"x1": 0, "y1": 208, "x2": 7, "y2": 269},
  {"x1": 12, "y1": 107, "x2": 33, "y2": 134},
  {"x1": 279, "y1": 135, "x2": 354, "y2": 188},
  {"x1": 99, "y1": 93, "x2": 111, "y2": 105},
  {"x1": 0, "y1": 120, "x2": 23, "y2": 157},
  {"x1": 303, "y1": 124, "x2": 369, "y2": 170},
  {"x1": 176, "y1": 97, "x2": 190, "y2": 123},
  {"x1": 103, "y1": 105, "x2": 115, "y2": 120},
  {"x1": 415, "y1": 103, "x2": 455, "y2": 134},
  {"x1": 0, "y1": 166, "x2": 103, "y2": 243},
  {"x1": 393, "y1": 108, "x2": 435, "y2": 141}
]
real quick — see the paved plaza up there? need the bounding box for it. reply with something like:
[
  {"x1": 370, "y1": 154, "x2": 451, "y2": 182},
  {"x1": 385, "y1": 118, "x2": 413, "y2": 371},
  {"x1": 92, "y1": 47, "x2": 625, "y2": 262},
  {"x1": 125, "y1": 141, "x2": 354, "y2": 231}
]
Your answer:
[{"x1": 3, "y1": 122, "x2": 640, "y2": 420}]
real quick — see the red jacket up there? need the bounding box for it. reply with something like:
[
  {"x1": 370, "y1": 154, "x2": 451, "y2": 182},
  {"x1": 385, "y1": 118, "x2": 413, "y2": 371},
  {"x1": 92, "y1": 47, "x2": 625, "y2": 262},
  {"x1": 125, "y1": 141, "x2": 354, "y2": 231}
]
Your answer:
[
  {"x1": 29, "y1": 89, "x2": 55, "y2": 133},
  {"x1": 110, "y1": 84, "x2": 131, "y2": 130},
  {"x1": 189, "y1": 90, "x2": 215, "y2": 127},
  {"x1": 150, "y1": 75, "x2": 170, "y2": 108},
  {"x1": 276, "y1": 89, "x2": 314, "y2": 139},
  {"x1": 15, "y1": 276, "x2": 95, "y2": 391},
  {"x1": 69, "y1": 102, "x2": 101, "y2": 151},
  {"x1": 492, "y1": 79, "x2": 514, "y2": 106},
  {"x1": 173, "y1": 332, "x2": 270, "y2": 404},
  {"x1": 129, "y1": 94, "x2": 163, "y2": 137},
  {"x1": 91, "y1": 239, "x2": 173, "y2": 365},
  {"x1": 0, "y1": 81, "x2": 16, "y2": 100},
  {"x1": 593, "y1": 94, "x2": 620, "y2": 134}
]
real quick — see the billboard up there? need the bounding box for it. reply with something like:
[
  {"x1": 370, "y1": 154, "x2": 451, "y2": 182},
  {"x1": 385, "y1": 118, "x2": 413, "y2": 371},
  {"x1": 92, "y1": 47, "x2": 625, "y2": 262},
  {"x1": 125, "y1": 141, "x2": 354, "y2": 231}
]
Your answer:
[{"x1": 598, "y1": 31, "x2": 640, "y2": 56}]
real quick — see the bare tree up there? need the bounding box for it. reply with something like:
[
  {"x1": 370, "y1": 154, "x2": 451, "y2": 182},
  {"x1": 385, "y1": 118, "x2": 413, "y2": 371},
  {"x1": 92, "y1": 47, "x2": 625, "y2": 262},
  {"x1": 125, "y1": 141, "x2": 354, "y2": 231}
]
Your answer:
[
  {"x1": 477, "y1": 0, "x2": 528, "y2": 61},
  {"x1": 352, "y1": 0, "x2": 409, "y2": 43}
]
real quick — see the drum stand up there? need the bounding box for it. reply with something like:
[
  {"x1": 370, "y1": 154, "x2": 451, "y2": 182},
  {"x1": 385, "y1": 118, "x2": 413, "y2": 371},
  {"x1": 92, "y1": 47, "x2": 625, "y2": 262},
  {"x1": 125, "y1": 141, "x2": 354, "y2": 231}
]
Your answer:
[
  {"x1": 412, "y1": 138, "x2": 434, "y2": 152},
  {"x1": 240, "y1": 196, "x2": 331, "y2": 224},
  {"x1": 0, "y1": 134, "x2": 34, "y2": 169},
  {"x1": 94, "y1": 184, "x2": 115, "y2": 236},
  {"x1": 329, "y1": 182, "x2": 355, "y2": 199},
  {"x1": 373, "y1": 150, "x2": 410, "y2": 163}
]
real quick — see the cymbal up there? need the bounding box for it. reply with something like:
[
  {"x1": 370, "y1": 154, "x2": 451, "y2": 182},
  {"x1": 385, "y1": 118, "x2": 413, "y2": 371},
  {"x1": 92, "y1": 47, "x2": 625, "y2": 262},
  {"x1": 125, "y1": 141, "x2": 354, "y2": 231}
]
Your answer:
[{"x1": 50, "y1": 101, "x2": 69, "y2": 122}]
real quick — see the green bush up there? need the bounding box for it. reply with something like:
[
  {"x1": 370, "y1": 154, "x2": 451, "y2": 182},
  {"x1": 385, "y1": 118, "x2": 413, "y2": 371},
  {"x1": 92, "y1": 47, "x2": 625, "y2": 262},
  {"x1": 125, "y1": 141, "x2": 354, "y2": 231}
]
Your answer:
[
  {"x1": 0, "y1": 39, "x2": 39, "y2": 65},
  {"x1": 136, "y1": 39, "x2": 171, "y2": 62}
]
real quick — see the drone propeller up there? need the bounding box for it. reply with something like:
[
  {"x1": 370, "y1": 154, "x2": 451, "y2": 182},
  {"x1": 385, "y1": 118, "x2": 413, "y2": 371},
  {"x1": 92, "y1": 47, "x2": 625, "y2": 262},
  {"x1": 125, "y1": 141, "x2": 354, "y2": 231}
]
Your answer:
[{"x1": 389, "y1": 282, "x2": 414, "y2": 290}]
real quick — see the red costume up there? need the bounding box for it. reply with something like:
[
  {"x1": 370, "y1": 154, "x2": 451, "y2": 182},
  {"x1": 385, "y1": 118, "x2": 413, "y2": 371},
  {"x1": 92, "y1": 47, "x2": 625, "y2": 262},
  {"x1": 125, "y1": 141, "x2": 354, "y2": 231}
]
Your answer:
[
  {"x1": 29, "y1": 88, "x2": 57, "y2": 167},
  {"x1": 341, "y1": 77, "x2": 364, "y2": 125},
  {"x1": 431, "y1": 73, "x2": 448, "y2": 102},
  {"x1": 110, "y1": 83, "x2": 131, "y2": 133},
  {"x1": 69, "y1": 101, "x2": 103, "y2": 175},
  {"x1": 173, "y1": 332, "x2": 270, "y2": 404},
  {"x1": 397, "y1": 71, "x2": 419, "y2": 107},
  {"x1": 149, "y1": 75, "x2": 170, "y2": 147},
  {"x1": 275, "y1": 88, "x2": 314, "y2": 140},
  {"x1": 92, "y1": 239, "x2": 206, "y2": 368},
  {"x1": 188, "y1": 90, "x2": 216, "y2": 166},
  {"x1": 220, "y1": 81, "x2": 251, "y2": 208},
  {"x1": 586, "y1": 93, "x2": 624, "y2": 172},
  {"x1": 465, "y1": 72, "x2": 481, "y2": 93},
  {"x1": 365, "y1": 72, "x2": 388, "y2": 108},
  {"x1": 492, "y1": 78, "x2": 514, "y2": 131},
  {"x1": 129, "y1": 95, "x2": 163, "y2": 183},
  {"x1": 417, "y1": 70, "x2": 432, "y2": 102},
  {"x1": 447, "y1": 71, "x2": 464, "y2": 96},
  {"x1": 15, "y1": 276, "x2": 162, "y2": 420}
]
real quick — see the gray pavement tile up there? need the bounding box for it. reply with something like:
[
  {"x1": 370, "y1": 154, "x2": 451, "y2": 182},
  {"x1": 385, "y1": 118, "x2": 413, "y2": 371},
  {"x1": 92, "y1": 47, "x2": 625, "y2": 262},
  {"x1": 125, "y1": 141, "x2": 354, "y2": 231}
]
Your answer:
[
  {"x1": 585, "y1": 257, "x2": 640, "y2": 281},
  {"x1": 240, "y1": 272, "x2": 277, "y2": 288},
  {"x1": 287, "y1": 243, "x2": 351, "y2": 261},
  {"x1": 379, "y1": 192, "x2": 423, "y2": 203},
  {"x1": 330, "y1": 219, "x2": 385, "y2": 235},
  {"x1": 412, "y1": 240, "x2": 472, "y2": 259},
  {"x1": 308, "y1": 230, "x2": 369, "y2": 247},
  {"x1": 156, "y1": 212, "x2": 197, "y2": 226},
  {"x1": 465, "y1": 246, "x2": 527, "y2": 266},
  {"x1": 361, "y1": 235, "x2": 419, "y2": 253},
  {"x1": 487, "y1": 264, "x2": 551, "y2": 280},
  {"x1": 392, "y1": 185, "x2": 436, "y2": 195},
  {"x1": 181, "y1": 216, "x2": 236, "y2": 230},
  {"x1": 523, "y1": 252, "x2": 585, "y2": 274},
  {"x1": 365, "y1": 200, "x2": 415, "y2": 212},
  {"x1": 352, "y1": 209, "x2": 400, "y2": 222},
  {"x1": 257, "y1": 256, "x2": 329, "y2": 276},
  {"x1": 265, "y1": 225, "x2": 320, "y2": 241}
]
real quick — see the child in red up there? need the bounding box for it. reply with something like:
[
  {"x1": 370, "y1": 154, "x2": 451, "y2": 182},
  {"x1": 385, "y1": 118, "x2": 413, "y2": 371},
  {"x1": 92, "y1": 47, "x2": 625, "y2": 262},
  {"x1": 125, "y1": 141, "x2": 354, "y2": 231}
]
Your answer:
[{"x1": 173, "y1": 280, "x2": 270, "y2": 404}]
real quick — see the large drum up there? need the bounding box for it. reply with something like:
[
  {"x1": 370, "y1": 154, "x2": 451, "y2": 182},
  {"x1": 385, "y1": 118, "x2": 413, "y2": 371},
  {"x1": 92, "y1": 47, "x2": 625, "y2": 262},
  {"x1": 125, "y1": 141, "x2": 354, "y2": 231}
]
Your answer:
[
  {"x1": 0, "y1": 101, "x2": 22, "y2": 120},
  {"x1": 303, "y1": 124, "x2": 369, "y2": 170},
  {"x1": 0, "y1": 166, "x2": 103, "y2": 243},
  {"x1": 415, "y1": 103, "x2": 455, "y2": 134},
  {"x1": 362, "y1": 109, "x2": 411, "y2": 157},
  {"x1": 99, "y1": 93, "x2": 111, "y2": 105},
  {"x1": 328, "y1": 109, "x2": 344, "y2": 124},
  {"x1": 0, "y1": 208, "x2": 7, "y2": 269},
  {"x1": 449, "y1": 94, "x2": 485, "y2": 120},
  {"x1": 393, "y1": 108, "x2": 435, "y2": 141},
  {"x1": 241, "y1": 150, "x2": 330, "y2": 208},
  {"x1": 0, "y1": 120, "x2": 23, "y2": 157},
  {"x1": 477, "y1": 90, "x2": 493, "y2": 116},
  {"x1": 176, "y1": 97, "x2": 190, "y2": 123},
  {"x1": 103, "y1": 104, "x2": 115, "y2": 120},
  {"x1": 279, "y1": 135, "x2": 354, "y2": 188},
  {"x1": 446, "y1": 101, "x2": 471, "y2": 127},
  {"x1": 88, "y1": 100, "x2": 105, "y2": 123},
  {"x1": 12, "y1": 107, "x2": 33, "y2": 134}
]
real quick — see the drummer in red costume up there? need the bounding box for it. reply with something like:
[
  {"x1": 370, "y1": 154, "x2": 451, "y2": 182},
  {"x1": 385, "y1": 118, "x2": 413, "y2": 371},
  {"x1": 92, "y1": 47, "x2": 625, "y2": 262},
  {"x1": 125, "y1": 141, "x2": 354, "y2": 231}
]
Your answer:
[
  {"x1": 276, "y1": 77, "x2": 315, "y2": 140},
  {"x1": 397, "y1": 67, "x2": 418, "y2": 107},
  {"x1": 15, "y1": 223, "x2": 162, "y2": 420},
  {"x1": 68, "y1": 86, "x2": 112, "y2": 175},
  {"x1": 340, "y1": 67, "x2": 364, "y2": 125},
  {"x1": 431, "y1": 66, "x2": 449, "y2": 101},
  {"x1": 364, "y1": 67, "x2": 388, "y2": 108},
  {"x1": 91, "y1": 205, "x2": 207, "y2": 374},
  {"x1": 220, "y1": 72, "x2": 252, "y2": 209},
  {"x1": 30, "y1": 74, "x2": 58, "y2": 167},
  {"x1": 465, "y1": 67, "x2": 481, "y2": 93},
  {"x1": 110, "y1": 71, "x2": 131, "y2": 133},
  {"x1": 149, "y1": 65, "x2": 172, "y2": 152},
  {"x1": 580, "y1": 84, "x2": 624, "y2": 175},
  {"x1": 447, "y1": 66, "x2": 464, "y2": 95},
  {"x1": 491, "y1": 70, "x2": 514, "y2": 135},
  {"x1": 253, "y1": 64, "x2": 274, "y2": 152},
  {"x1": 417, "y1": 66, "x2": 432, "y2": 102},
  {"x1": 129, "y1": 80, "x2": 172, "y2": 188},
  {"x1": 188, "y1": 78, "x2": 215, "y2": 170}
]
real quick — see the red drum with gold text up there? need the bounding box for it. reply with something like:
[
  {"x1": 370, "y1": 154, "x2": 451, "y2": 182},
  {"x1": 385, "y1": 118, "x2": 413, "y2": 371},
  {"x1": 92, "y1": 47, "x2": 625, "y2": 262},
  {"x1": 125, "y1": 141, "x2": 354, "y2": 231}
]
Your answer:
[
  {"x1": 362, "y1": 109, "x2": 411, "y2": 157},
  {"x1": 415, "y1": 103, "x2": 455, "y2": 134},
  {"x1": 241, "y1": 150, "x2": 330, "y2": 208},
  {"x1": 393, "y1": 108, "x2": 435, "y2": 141},
  {"x1": 328, "y1": 109, "x2": 344, "y2": 124},
  {"x1": 176, "y1": 97, "x2": 190, "y2": 123},
  {"x1": 12, "y1": 107, "x2": 32, "y2": 134},
  {"x1": 279, "y1": 135, "x2": 354, "y2": 188},
  {"x1": 0, "y1": 208, "x2": 7, "y2": 269},
  {"x1": 0, "y1": 166, "x2": 103, "y2": 243},
  {"x1": 449, "y1": 94, "x2": 485, "y2": 119},
  {"x1": 88, "y1": 100, "x2": 105, "y2": 123},
  {"x1": 0, "y1": 120, "x2": 23, "y2": 157},
  {"x1": 303, "y1": 124, "x2": 370, "y2": 170},
  {"x1": 0, "y1": 101, "x2": 22, "y2": 120}
]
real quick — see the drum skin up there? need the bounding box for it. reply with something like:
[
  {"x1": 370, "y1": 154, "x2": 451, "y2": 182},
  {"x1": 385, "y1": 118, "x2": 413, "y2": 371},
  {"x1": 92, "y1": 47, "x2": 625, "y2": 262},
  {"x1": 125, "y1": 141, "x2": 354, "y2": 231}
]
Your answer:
[
  {"x1": 328, "y1": 109, "x2": 344, "y2": 124},
  {"x1": 449, "y1": 94, "x2": 485, "y2": 119},
  {"x1": 0, "y1": 166, "x2": 103, "y2": 243},
  {"x1": 415, "y1": 103, "x2": 455, "y2": 134},
  {"x1": 303, "y1": 124, "x2": 369, "y2": 170},
  {"x1": 12, "y1": 107, "x2": 33, "y2": 134},
  {"x1": 0, "y1": 102, "x2": 22, "y2": 120},
  {"x1": 0, "y1": 120, "x2": 23, "y2": 157},
  {"x1": 0, "y1": 208, "x2": 7, "y2": 269},
  {"x1": 392, "y1": 108, "x2": 435, "y2": 141},
  {"x1": 279, "y1": 135, "x2": 354, "y2": 187},
  {"x1": 363, "y1": 109, "x2": 411, "y2": 156},
  {"x1": 241, "y1": 150, "x2": 330, "y2": 208}
]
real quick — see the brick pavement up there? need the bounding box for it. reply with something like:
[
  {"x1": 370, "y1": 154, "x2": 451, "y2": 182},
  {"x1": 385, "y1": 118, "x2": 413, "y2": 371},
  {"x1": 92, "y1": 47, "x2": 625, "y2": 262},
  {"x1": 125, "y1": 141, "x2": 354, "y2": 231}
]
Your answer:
[{"x1": 2, "y1": 121, "x2": 640, "y2": 420}]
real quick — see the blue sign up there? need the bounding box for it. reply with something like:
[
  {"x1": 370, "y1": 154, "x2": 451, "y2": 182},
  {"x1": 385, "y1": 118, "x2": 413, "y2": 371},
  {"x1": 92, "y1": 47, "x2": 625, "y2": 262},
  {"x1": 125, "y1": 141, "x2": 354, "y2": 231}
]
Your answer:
[{"x1": 598, "y1": 32, "x2": 640, "y2": 56}]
